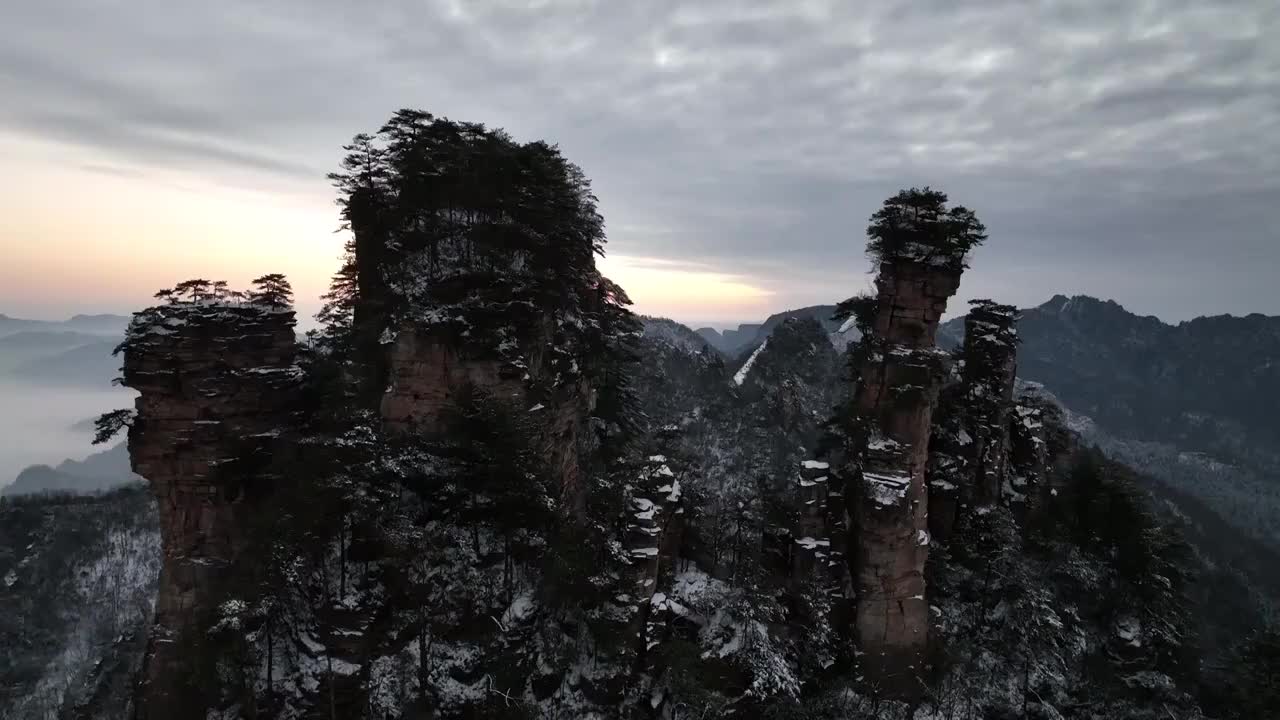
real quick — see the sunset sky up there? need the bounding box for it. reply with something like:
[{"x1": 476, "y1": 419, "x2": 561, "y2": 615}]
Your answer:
[{"x1": 2, "y1": 0, "x2": 1277, "y2": 328}]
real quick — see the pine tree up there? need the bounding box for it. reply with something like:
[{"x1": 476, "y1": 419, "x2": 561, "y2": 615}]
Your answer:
[
  {"x1": 249, "y1": 273, "x2": 294, "y2": 309},
  {"x1": 865, "y1": 186, "x2": 987, "y2": 268},
  {"x1": 91, "y1": 408, "x2": 135, "y2": 445}
]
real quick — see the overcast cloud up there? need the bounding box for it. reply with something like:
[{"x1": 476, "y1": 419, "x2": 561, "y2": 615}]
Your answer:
[{"x1": 2, "y1": 0, "x2": 1277, "y2": 322}]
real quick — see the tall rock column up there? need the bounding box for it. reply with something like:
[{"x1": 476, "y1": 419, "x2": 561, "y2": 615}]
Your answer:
[
  {"x1": 849, "y1": 262, "x2": 960, "y2": 688},
  {"x1": 1008, "y1": 385, "x2": 1054, "y2": 514},
  {"x1": 119, "y1": 292, "x2": 300, "y2": 718},
  {"x1": 840, "y1": 188, "x2": 986, "y2": 694},
  {"x1": 960, "y1": 300, "x2": 1019, "y2": 506}
]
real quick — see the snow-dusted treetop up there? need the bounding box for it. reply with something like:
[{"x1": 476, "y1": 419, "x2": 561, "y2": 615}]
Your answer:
[{"x1": 865, "y1": 187, "x2": 987, "y2": 270}]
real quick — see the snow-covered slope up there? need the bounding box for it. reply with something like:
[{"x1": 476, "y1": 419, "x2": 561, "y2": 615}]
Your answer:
[{"x1": 0, "y1": 486, "x2": 159, "y2": 719}]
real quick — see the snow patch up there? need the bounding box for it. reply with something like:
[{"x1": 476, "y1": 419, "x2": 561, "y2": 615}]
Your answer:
[
  {"x1": 732, "y1": 338, "x2": 768, "y2": 386},
  {"x1": 864, "y1": 470, "x2": 911, "y2": 506}
]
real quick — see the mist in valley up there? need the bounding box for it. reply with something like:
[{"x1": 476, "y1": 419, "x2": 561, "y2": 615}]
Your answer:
[{"x1": 0, "y1": 379, "x2": 135, "y2": 490}]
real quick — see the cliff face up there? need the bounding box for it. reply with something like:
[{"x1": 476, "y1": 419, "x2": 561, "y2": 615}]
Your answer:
[
  {"x1": 380, "y1": 315, "x2": 596, "y2": 509},
  {"x1": 849, "y1": 260, "x2": 962, "y2": 689},
  {"x1": 120, "y1": 299, "x2": 299, "y2": 717}
]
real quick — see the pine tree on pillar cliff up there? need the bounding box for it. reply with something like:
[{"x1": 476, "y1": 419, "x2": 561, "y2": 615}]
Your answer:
[
  {"x1": 97, "y1": 277, "x2": 301, "y2": 718},
  {"x1": 830, "y1": 187, "x2": 986, "y2": 696}
]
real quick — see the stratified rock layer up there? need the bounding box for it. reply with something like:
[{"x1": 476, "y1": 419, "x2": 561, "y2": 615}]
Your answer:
[
  {"x1": 850, "y1": 261, "x2": 961, "y2": 691},
  {"x1": 121, "y1": 302, "x2": 299, "y2": 718}
]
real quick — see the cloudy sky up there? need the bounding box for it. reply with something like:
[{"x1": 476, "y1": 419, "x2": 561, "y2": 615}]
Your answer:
[{"x1": 1, "y1": 0, "x2": 1276, "y2": 327}]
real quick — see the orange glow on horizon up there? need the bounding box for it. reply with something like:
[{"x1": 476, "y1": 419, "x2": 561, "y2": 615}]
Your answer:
[
  {"x1": 0, "y1": 134, "x2": 778, "y2": 326},
  {"x1": 598, "y1": 254, "x2": 776, "y2": 326}
]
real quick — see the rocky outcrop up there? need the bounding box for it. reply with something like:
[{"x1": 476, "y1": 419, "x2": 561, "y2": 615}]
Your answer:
[
  {"x1": 1007, "y1": 385, "x2": 1054, "y2": 514},
  {"x1": 926, "y1": 300, "x2": 1020, "y2": 542},
  {"x1": 378, "y1": 308, "x2": 599, "y2": 510},
  {"x1": 625, "y1": 452, "x2": 685, "y2": 659},
  {"x1": 119, "y1": 298, "x2": 299, "y2": 718},
  {"x1": 793, "y1": 459, "x2": 836, "y2": 580},
  {"x1": 960, "y1": 300, "x2": 1019, "y2": 506},
  {"x1": 848, "y1": 261, "x2": 961, "y2": 690},
  {"x1": 836, "y1": 188, "x2": 986, "y2": 695}
]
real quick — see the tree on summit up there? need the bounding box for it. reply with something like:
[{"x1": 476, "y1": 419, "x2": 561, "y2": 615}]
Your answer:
[
  {"x1": 865, "y1": 186, "x2": 987, "y2": 269},
  {"x1": 249, "y1": 274, "x2": 293, "y2": 309},
  {"x1": 171, "y1": 278, "x2": 214, "y2": 302}
]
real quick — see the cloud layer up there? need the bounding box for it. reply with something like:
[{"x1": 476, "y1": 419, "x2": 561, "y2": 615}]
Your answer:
[{"x1": 3, "y1": 0, "x2": 1277, "y2": 321}]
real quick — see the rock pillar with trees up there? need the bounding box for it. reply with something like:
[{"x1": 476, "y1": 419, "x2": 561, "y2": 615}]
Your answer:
[
  {"x1": 833, "y1": 188, "x2": 986, "y2": 694},
  {"x1": 1008, "y1": 384, "x2": 1072, "y2": 517},
  {"x1": 101, "y1": 276, "x2": 301, "y2": 718},
  {"x1": 960, "y1": 299, "x2": 1019, "y2": 506},
  {"x1": 327, "y1": 110, "x2": 639, "y2": 511}
]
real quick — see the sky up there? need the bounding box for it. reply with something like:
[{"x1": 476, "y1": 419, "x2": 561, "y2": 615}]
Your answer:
[{"x1": 1, "y1": 0, "x2": 1277, "y2": 328}]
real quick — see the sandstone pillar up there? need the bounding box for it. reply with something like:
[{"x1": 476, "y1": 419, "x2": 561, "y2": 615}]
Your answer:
[
  {"x1": 849, "y1": 261, "x2": 961, "y2": 691},
  {"x1": 121, "y1": 299, "x2": 299, "y2": 718},
  {"x1": 841, "y1": 187, "x2": 986, "y2": 694},
  {"x1": 1008, "y1": 386, "x2": 1052, "y2": 515},
  {"x1": 960, "y1": 300, "x2": 1019, "y2": 506}
]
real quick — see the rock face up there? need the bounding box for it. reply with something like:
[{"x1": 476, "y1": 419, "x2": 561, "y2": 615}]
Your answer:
[
  {"x1": 926, "y1": 301, "x2": 1021, "y2": 541},
  {"x1": 849, "y1": 260, "x2": 962, "y2": 690},
  {"x1": 1007, "y1": 385, "x2": 1055, "y2": 513},
  {"x1": 625, "y1": 451, "x2": 685, "y2": 657},
  {"x1": 380, "y1": 325, "x2": 524, "y2": 434},
  {"x1": 960, "y1": 300, "x2": 1019, "y2": 506},
  {"x1": 793, "y1": 459, "x2": 836, "y2": 580},
  {"x1": 120, "y1": 300, "x2": 299, "y2": 718},
  {"x1": 379, "y1": 311, "x2": 598, "y2": 510},
  {"x1": 925, "y1": 381, "x2": 969, "y2": 543}
]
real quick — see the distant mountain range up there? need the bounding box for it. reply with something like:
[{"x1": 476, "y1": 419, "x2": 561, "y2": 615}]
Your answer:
[
  {"x1": 695, "y1": 304, "x2": 857, "y2": 357},
  {"x1": 669, "y1": 294, "x2": 1280, "y2": 550},
  {"x1": 3, "y1": 443, "x2": 139, "y2": 497},
  {"x1": 0, "y1": 313, "x2": 129, "y2": 338},
  {"x1": 942, "y1": 294, "x2": 1280, "y2": 468},
  {"x1": 0, "y1": 313, "x2": 127, "y2": 388},
  {"x1": 941, "y1": 294, "x2": 1280, "y2": 549}
]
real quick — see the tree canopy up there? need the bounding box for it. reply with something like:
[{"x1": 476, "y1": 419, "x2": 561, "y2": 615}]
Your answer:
[
  {"x1": 325, "y1": 108, "x2": 609, "y2": 322},
  {"x1": 865, "y1": 186, "x2": 987, "y2": 269}
]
